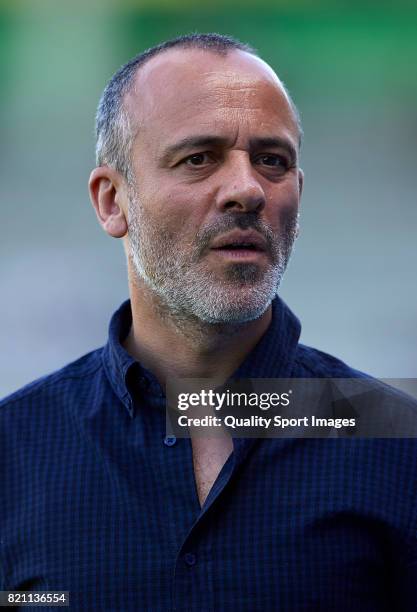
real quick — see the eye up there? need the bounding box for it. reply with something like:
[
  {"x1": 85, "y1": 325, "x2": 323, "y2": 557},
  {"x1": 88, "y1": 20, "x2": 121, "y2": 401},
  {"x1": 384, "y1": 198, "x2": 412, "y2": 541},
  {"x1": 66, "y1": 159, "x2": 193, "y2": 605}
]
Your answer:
[
  {"x1": 256, "y1": 154, "x2": 287, "y2": 168},
  {"x1": 184, "y1": 152, "x2": 211, "y2": 166}
]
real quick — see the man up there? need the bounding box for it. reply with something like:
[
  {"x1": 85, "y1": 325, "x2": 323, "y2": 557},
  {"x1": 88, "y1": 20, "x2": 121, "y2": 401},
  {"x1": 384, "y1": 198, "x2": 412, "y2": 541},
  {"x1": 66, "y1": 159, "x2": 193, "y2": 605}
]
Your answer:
[{"x1": 1, "y1": 33, "x2": 416, "y2": 611}]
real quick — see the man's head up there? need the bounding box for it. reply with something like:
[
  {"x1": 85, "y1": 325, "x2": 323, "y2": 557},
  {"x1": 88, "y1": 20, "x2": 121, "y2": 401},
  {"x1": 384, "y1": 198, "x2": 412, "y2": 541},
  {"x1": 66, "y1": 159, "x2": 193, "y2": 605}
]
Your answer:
[{"x1": 89, "y1": 33, "x2": 304, "y2": 325}]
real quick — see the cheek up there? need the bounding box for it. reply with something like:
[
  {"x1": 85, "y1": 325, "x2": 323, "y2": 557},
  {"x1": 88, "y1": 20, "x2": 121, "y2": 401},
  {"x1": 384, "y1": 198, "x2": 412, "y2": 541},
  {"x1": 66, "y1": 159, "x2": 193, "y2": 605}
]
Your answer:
[
  {"x1": 149, "y1": 182, "x2": 211, "y2": 234},
  {"x1": 143, "y1": 197, "x2": 200, "y2": 246},
  {"x1": 266, "y1": 182, "x2": 300, "y2": 228}
]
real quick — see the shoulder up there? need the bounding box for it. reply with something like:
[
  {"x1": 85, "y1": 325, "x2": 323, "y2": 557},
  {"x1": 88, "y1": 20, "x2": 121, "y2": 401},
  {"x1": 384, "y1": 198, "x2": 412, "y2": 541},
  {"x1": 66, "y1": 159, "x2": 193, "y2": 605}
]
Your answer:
[
  {"x1": 0, "y1": 348, "x2": 104, "y2": 413},
  {"x1": 294, "y1": 341, "x2": 416, "y2": 402},
  {"x1": 294, "y1": 342, "x2": 417, "y2": 440},
  {"x1": 294, "y1": 343, "x2": 370, "y2": 378}
]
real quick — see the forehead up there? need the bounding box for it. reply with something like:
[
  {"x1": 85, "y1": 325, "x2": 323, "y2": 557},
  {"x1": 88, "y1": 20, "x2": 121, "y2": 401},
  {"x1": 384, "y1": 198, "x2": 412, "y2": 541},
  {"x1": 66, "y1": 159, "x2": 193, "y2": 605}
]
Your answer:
[{"x1": 126, "y1": 48, "x2": 299, "y2": 152}]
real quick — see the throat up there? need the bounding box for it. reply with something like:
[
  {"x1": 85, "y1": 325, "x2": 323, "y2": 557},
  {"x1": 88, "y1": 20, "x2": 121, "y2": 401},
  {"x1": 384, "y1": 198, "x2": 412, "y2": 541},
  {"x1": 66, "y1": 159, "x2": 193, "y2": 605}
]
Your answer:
[{"x1": 125, "y1": 279, "x2": 273, "y2": 385}]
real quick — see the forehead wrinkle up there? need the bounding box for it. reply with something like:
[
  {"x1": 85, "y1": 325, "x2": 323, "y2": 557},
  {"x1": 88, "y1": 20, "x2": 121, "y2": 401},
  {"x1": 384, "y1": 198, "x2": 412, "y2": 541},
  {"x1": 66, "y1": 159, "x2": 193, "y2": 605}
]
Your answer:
[
  {"x1": 203, "y1": 90, "x2": 264, "y2": 114},
  {"x1": 203, "y1": 73, "x2": 272, "y2": 103},
  {"x1": 204, "y1": 71, "x2": 263, "y2": 87},
  {"x1": 126, "y1": 53, "x2": 300, "y2": 155},
  {"x1": 128, "y1": 47, "x2": 291, "y2": 113},
  {"x1": 201, "y1": 73, "x2": 298, "y2": 133},
  {"x1": 203, "y1": 69, "x2": 288, "y2": 100}
]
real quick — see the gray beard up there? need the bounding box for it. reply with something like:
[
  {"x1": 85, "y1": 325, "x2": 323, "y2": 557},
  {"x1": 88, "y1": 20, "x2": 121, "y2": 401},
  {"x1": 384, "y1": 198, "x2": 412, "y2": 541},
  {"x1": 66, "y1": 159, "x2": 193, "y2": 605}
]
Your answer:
[{"x1": 127, "y1": 186, "x2": 298, "y2": 325}]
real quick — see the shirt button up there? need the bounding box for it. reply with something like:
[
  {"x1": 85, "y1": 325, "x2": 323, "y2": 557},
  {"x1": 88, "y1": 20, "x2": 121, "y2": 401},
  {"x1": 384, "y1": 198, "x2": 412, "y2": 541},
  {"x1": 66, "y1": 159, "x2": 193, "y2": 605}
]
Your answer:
[
  {"x1": 163, "y1": 436, "x2": 177, "y2": 447},
  {"x1": 184, "y1": 552, "x2": 196, "y2": 566}
]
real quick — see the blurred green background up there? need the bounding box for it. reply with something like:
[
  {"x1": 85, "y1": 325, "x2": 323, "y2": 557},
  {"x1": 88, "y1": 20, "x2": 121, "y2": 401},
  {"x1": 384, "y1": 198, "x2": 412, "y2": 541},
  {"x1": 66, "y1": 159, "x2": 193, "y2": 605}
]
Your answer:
[{"x1": 1, "y1": 0, "x2": 416, "y2": 395}]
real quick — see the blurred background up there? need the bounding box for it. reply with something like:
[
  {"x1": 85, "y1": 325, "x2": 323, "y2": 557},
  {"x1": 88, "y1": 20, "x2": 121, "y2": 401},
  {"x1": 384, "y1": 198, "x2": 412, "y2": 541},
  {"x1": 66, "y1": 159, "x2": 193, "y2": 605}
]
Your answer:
[{"x1": 1, "y1": 0, "x2": 416, "y2": 397}]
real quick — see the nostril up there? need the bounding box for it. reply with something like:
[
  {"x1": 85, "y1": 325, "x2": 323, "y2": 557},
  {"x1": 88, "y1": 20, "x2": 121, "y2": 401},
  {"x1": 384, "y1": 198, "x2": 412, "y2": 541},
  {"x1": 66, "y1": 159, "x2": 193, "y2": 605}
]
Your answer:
[
  {"x1": 223, "y1": 196, "x2": 265, "y2": 212},
  {"x1": 224, "y1": 200, "x2": 240, "y2": 210}
]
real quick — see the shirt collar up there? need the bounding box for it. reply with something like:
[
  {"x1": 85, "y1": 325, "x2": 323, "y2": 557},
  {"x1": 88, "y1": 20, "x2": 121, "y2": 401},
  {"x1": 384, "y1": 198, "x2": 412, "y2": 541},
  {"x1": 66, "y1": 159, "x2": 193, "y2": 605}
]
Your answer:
[
  {"x1": 234, "y1": 295, "x2": 301, "y2": 379},
  {"x1": 102, "y1": 296, "x2": 301, "y2": 417},
  {"x1": 102, "y1": 300, "x2": 137, "y2": 416}
]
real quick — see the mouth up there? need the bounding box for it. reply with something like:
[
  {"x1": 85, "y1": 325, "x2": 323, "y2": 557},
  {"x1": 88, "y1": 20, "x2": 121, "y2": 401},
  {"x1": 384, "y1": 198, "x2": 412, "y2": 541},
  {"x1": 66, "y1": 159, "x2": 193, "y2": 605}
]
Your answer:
[
  {"x1": 210, "y1": 244, "x2": 265, "y2": 260},
  {"x1": 209, "y1": 231, "x2": 268, "y2": 260}
]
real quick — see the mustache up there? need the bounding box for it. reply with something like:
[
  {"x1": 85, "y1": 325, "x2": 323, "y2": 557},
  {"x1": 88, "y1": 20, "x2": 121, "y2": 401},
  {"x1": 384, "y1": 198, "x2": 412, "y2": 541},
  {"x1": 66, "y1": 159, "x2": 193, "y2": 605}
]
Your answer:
[{"x1": 194, "y1": 213, "x2": 275, "y2": 256}]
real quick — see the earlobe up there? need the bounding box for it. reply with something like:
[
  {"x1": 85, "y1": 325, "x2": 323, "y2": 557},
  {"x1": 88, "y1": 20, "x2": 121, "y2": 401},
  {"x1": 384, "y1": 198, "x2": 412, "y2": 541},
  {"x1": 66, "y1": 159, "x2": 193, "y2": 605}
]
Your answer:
[{"x1": 88, "y1": 166, "x2": 128, "y2": 238}]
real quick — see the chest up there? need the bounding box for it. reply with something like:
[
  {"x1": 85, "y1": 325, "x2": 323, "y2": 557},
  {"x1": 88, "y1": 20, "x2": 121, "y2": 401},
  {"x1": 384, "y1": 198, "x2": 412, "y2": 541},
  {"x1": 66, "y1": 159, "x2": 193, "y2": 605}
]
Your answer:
[
  {"x1": 191, "y1": 435, "x2": 234, "y2": 507},
  {"x1": 2, "y1": 424, "x2": 400, "y2": 611}
]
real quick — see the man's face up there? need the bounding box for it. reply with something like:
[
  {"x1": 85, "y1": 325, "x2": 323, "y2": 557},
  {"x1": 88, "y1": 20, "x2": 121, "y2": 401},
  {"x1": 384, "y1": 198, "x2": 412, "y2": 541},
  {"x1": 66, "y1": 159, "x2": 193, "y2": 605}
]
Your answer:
[{"x1": 126, "y1": 48, "x2": 303, "y2": 324}]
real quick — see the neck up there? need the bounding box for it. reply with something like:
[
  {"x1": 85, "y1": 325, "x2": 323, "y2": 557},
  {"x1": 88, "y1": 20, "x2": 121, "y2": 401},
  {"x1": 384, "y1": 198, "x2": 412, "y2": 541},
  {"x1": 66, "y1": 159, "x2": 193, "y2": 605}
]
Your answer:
[{"x1": 123, "y1": 275, "x2": 272, "y2": 388}]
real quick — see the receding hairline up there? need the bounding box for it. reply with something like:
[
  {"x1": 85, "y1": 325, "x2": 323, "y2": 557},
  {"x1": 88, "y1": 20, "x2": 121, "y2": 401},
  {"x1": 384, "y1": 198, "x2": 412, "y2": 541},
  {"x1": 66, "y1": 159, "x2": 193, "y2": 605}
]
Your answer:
[
  {"x1": 132, "y1": 45, "x2": 271, "y2": 81},
  {"x1": 95, "y1": 34, "x2": 302, "y2": 177},
  {"x1": 124, "y1": 46, "x2": 302, "y2": 147}
]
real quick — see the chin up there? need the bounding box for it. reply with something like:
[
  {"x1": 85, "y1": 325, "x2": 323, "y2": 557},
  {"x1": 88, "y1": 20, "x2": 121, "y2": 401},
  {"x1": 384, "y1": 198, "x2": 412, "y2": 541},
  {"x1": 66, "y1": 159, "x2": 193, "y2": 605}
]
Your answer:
[{"x1": 194, "y1": 292, "x2": 274, "y2": 325}]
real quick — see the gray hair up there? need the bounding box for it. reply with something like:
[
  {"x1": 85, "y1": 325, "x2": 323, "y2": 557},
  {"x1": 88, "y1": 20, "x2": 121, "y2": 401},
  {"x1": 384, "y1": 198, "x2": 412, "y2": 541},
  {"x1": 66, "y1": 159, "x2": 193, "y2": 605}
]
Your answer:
[{"x1": 95, "y1": 32, "x2": 302, "y2": 179}]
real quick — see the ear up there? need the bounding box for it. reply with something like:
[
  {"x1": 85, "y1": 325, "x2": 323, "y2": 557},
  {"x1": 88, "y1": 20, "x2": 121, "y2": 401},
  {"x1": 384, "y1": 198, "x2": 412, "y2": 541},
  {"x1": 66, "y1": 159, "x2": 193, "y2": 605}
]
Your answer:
[{"x1": 88, "y1": 166, "x2": 128, "y2": 238}]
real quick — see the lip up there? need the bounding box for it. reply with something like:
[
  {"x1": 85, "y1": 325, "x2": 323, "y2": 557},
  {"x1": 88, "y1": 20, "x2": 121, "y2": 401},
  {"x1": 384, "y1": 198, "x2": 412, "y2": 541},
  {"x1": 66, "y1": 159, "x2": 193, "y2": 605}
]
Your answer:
[
  {"x1": 209, "y1": 248, "x2": 267, "y2": 261},
  {"x1": 210, "y1": 229, "x2": 267, "y2": 252}
]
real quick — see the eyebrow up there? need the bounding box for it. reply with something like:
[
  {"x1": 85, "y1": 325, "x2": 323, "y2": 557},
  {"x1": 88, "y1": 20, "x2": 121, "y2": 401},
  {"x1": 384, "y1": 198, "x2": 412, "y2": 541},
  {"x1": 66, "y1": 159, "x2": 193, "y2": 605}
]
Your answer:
[{"x1": 160, "y1": 134, "x2": 298, "y2": 165}]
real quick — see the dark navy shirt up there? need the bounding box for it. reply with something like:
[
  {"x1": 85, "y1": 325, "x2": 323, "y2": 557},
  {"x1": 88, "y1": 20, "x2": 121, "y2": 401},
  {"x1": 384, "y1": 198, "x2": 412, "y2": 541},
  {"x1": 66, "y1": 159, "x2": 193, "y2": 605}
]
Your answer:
[{"x1": 1, "y1": 297, "x2": 417, "y2": 611}]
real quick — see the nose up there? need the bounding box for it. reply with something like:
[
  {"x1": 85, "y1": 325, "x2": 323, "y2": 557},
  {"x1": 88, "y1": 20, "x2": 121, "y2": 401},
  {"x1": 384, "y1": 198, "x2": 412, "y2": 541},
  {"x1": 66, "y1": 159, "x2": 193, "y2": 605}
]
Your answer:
[{"x1": 215, "y1": 152, "x2": 266, "y2": 214}]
